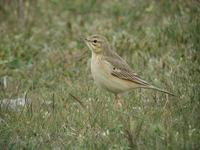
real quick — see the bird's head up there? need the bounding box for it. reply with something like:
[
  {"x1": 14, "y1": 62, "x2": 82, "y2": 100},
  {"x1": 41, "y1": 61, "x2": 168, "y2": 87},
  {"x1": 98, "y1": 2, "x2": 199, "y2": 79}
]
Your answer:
[{"x1": 85, "y1": 34, "x2": 109, "y2": 54}]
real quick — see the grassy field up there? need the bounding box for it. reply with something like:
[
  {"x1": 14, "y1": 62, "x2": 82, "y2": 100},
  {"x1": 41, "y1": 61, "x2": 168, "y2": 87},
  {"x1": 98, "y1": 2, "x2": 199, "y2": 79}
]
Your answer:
[{"x1": 0, "y1": 0, "x2": 200, "y2": 149}]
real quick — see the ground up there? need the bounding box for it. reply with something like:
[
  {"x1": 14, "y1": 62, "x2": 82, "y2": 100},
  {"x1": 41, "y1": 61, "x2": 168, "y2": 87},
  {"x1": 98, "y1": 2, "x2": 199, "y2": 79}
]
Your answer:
[{"x1": 0, "y1": 0, "x2": 200, "y2": 149}]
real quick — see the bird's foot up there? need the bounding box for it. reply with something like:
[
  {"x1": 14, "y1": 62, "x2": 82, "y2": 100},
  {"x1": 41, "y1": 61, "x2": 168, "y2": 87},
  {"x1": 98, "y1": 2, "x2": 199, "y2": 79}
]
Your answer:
[{"x1": 114, "y1": 94, "x2": 122, "y2": 109}]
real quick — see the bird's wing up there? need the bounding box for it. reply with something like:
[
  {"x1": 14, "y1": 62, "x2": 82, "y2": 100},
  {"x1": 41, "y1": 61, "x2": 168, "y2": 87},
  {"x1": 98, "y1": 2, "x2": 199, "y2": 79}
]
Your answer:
[{"x1": 103, "y1": 57, "x2": 150, "y2": 86}]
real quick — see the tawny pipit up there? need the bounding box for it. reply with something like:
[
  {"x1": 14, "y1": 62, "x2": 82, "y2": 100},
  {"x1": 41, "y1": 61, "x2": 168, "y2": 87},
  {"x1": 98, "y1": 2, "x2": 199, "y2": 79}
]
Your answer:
[{"x1": 85, "y1": 35, "x2": 174, "y2": 107}]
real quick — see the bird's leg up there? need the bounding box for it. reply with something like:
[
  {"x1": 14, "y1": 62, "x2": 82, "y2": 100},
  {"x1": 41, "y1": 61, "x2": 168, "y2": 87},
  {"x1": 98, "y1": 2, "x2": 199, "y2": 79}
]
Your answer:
[{"x1": 114, "y1": 94, "x2": 122, "y2": 108}]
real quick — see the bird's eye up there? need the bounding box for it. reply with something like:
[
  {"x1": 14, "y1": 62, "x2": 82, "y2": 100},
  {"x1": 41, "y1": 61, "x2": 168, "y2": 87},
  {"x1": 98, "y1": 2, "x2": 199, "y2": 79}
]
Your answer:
[{"x1": 93, "y1": 40, "x2": 97, "y2": 43}]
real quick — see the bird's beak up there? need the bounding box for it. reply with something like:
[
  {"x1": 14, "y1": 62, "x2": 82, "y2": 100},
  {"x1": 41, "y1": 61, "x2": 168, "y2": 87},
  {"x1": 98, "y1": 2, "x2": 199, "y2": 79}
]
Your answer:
[{"x1": 84, "y1": 38, "x2": 89, "y2": 42}]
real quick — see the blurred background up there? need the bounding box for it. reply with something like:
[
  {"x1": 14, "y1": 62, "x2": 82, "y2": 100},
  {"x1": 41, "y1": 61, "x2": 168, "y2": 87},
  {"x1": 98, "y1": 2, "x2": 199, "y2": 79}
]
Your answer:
[{"x1": 0, "y1": 0, "x2": 200, "y2": 149}]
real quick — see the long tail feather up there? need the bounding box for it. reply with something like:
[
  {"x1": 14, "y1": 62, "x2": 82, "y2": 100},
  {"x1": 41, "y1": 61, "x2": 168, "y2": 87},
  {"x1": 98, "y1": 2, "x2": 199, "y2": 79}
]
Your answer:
[{"x1": 142, "y1": 85, "x2": 175, "y2": 96}]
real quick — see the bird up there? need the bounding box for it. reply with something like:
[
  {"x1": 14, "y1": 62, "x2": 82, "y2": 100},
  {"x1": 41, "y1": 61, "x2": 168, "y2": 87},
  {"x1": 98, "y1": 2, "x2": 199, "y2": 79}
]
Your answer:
[{"x1": 84, "y1": 34, "x2": 174, "y2": 107}]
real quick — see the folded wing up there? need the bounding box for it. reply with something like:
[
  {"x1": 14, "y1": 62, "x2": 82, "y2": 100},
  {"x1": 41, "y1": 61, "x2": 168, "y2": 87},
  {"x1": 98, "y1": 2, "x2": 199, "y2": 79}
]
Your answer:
[{"x1": 104, "y1": 57, "x2": 150, "y2": 86}]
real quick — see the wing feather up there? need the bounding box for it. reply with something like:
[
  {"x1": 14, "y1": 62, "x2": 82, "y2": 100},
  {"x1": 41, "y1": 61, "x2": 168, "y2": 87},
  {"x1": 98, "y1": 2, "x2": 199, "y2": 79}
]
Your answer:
[{"x1": 104, "y1": 57, "x2": 150, "y2": 86}]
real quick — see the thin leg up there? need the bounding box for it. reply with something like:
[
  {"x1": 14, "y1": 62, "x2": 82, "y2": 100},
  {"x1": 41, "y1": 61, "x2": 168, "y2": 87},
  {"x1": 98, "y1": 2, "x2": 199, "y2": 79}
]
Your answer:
[{"x1": 114, "y1": 94, "x2": 122, "y2": 108}]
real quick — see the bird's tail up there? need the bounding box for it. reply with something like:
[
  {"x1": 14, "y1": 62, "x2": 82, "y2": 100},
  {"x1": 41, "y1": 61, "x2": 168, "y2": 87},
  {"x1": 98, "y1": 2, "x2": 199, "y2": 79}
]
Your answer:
[{"x1": 142, "y1": 85, "x2": 175, "y2": 96}]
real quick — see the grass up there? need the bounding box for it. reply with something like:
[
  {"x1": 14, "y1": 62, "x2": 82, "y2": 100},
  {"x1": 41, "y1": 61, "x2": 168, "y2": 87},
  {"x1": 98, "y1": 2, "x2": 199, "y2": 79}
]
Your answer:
[{"x1": 0, "y1": 0, "x2": 200, "y2": 149}]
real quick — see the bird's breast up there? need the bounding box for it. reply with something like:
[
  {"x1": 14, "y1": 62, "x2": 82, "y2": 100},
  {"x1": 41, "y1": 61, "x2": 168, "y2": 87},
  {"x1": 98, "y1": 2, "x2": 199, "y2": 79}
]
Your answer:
[
  {"x1": 91, "y1": 53, "x2": 134, "y2": 93},
  {"x1": 91, "y1": 54, "x2": 110, "y2": 84}
]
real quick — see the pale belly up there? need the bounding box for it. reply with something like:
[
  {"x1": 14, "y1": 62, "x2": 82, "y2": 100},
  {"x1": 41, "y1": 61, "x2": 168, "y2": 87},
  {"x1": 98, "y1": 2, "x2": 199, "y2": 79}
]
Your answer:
[{"x1": 91, "y1": 54, "x2": 136, "y2": 94}]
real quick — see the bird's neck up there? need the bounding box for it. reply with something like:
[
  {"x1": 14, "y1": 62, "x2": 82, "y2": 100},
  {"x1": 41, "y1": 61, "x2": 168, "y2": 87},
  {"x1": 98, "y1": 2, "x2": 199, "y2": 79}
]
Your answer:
[{"x1": 92, "y1": 52, "x2": 103, "y2": 60}]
